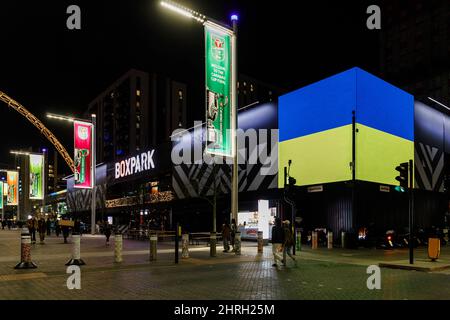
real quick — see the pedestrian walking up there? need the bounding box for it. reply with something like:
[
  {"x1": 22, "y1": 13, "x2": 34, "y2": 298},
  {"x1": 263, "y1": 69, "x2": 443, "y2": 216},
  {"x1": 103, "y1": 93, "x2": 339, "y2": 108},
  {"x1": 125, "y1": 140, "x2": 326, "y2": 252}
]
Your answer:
[
  {"x1": 221, "y1": 219, "x2": 231, "y2": 252},
  {"x1": 271, "y1": 218, "x2": 284, "y2": 267},
  {"x1": 38, "y1": 217, "x2": 46, "y2": 244},
  {"x1": 27, "y1": 217, "x2": 37, "y2": 243},
  {"x1": 282, "y1": 220, "x2": 297, "y2": 266},
  {"x1": 46, "y1": 218, "x2": 51, "y2": 236},
  {"x1": 55, "y1": 220, "x2": 61, "y2": 237},
  {"x1": 61, "y1": 224, "x2": 70, "y2": 243},
  {"x1": 73, "y1": 219, "x2": 81, "y2": 235},
  {"x1": 230, "y1": 218, "x2": 237, "y2": 252},
  {"x1": 104, "y1": 221, "x2": 112, "y2": 246},
  {"x1": 7, "y1": 219, "x2": 12, "y2": 230},
  {"x1": 1, "y1": 219, "x2": 6, "y2": 230}
]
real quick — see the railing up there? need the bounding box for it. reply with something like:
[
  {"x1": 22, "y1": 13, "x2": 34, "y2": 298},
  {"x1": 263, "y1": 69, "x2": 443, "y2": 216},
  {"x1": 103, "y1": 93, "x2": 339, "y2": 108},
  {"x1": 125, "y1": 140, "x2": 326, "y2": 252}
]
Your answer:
[{"x1": 124, "y1": 229, "x2": 222, "y2": 246}]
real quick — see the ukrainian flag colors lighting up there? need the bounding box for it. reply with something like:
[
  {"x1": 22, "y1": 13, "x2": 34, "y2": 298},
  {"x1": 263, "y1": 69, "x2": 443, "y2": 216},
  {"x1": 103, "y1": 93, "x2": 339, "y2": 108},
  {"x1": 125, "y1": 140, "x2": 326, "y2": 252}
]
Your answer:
[{"x1": 278, "y1": 67, "x2": 414, "y2": 188}]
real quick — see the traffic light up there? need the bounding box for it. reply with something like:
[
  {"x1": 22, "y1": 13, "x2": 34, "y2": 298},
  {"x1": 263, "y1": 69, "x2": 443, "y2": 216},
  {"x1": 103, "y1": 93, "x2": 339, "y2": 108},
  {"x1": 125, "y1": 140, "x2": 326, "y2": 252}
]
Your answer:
[
  {"x1": 395, "y1": 162, "x2": 409, "y2": 192},
  {"x1": 288, "y1": 176, "x2": 296, "y2": 187}
]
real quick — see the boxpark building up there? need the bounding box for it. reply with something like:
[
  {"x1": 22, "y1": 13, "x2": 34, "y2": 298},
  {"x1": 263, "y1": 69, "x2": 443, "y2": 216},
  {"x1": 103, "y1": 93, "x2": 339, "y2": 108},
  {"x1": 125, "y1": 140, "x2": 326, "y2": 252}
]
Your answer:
[{"x1": 64, "y1": 67, "x2": 449, "y2": 239}]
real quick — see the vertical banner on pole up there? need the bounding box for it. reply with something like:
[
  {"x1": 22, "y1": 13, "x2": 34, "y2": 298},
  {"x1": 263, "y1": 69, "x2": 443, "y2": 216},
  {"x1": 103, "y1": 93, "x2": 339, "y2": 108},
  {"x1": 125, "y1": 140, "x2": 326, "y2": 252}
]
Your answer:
[
  {"x1": 29, "y1": 154, "x2": 44, "y2": 200},
  {"x1": 205, "y1": 22, "x2": 234, "y2": 157},
  {"x1": 7, "y1": 171, "x2": 18, "y2": 205},
  {"x1": 74, "y1": 121, "x2": 93, "y2": 189}
]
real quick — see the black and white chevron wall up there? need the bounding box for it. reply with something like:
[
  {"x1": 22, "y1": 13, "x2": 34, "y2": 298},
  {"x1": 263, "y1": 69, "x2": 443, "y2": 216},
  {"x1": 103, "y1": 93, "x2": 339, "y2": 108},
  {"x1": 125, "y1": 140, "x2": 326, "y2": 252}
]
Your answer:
[{"x1": 415, "y1": 142, "x2": 444, "y2": 192}]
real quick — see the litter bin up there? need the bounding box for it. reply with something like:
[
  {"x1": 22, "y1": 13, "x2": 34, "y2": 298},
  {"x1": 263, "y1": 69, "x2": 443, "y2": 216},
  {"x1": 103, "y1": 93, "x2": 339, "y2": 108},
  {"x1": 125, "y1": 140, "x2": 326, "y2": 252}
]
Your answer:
[{"x1": 428, "y1": 238, "x2": 440, "y2": 261}]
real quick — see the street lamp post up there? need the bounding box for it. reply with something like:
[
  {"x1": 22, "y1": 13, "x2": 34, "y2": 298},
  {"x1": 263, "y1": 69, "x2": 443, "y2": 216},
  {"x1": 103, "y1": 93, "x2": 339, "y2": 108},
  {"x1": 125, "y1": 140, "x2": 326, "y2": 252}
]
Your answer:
[
  {"x1": 160, "y1": 0, "x2": 239, "y2": 227},
  {"x1": 91, "y1": 114, "x2": 97, "y2": 235},
  {"x1": 46, "y1": 113, "x2": 97, "y2": 235}
]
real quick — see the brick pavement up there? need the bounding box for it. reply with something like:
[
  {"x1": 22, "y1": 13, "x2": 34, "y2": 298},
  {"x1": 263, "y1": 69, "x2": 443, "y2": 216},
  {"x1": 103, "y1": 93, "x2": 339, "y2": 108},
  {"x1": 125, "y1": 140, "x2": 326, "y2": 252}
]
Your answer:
[{"x1": 1, "y1": 229, "x2": 449, "y2": 300}]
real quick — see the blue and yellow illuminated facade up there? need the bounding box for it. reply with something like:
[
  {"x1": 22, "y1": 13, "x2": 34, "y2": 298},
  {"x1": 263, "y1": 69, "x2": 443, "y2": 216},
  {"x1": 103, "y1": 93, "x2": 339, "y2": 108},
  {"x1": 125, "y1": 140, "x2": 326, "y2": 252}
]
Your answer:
[{"x1": 279, "y1": 67, "x2": 414, "y2": 188}]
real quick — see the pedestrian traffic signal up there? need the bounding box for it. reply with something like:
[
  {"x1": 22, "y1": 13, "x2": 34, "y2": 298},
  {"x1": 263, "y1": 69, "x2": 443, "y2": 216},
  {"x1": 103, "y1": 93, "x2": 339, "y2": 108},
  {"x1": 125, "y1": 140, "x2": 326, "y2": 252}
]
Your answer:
[{"x1": 395, "y1": 162, "x2": 409, "y2": 192}]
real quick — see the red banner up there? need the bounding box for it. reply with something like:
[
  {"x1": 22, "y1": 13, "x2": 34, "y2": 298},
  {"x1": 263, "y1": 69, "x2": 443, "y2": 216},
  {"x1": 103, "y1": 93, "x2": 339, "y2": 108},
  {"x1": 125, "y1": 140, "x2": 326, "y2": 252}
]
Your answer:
[{"x1": 74, "y1": 120, "x2": 93, "y2": 189}]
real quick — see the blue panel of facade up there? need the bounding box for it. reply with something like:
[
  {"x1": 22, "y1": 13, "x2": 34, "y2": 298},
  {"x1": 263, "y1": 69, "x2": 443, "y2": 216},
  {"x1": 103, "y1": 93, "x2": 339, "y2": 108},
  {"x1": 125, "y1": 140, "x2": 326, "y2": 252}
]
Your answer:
[
  {"x1": 356, "y1": 68, "x2": 414, "y2": 141},
  {"x1": 279, "y1": 68, "x2": 356, "y2": 142}
]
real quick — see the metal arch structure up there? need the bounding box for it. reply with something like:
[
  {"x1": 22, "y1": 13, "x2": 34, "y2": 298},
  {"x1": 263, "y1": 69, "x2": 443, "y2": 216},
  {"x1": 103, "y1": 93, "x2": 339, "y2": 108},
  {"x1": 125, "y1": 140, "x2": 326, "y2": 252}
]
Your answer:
[{"x1": 0, "y1": 90, "x2": 75, "y2": 173}]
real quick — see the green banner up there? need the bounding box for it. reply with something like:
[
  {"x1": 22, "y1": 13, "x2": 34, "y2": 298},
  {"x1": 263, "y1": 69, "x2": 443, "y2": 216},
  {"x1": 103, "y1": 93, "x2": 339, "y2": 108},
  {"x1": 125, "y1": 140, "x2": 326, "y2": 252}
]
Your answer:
[
  {"x1": 0, "y1": 182, "x2": 3, "y2": 209},
  {"x1": 29, "y1": 154, "x2": 44, "y2": 200},
  {"x1": 205, "y1": 24, "x2": 232, "y2": 156}
]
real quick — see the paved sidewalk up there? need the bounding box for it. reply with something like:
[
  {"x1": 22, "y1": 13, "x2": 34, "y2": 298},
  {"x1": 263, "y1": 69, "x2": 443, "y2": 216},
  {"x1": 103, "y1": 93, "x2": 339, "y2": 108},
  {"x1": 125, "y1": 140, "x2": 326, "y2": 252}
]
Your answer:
[{"x1": 1, "y1": 230, "x2": 449, "y2": 300}]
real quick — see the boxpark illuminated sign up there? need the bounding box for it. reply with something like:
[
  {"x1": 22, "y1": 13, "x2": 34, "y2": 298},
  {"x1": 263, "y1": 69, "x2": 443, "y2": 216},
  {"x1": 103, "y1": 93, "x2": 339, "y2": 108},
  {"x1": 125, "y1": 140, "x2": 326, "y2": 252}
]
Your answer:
[{"x1": 115, "y1": 150, "x2": 155, "y2": 179}]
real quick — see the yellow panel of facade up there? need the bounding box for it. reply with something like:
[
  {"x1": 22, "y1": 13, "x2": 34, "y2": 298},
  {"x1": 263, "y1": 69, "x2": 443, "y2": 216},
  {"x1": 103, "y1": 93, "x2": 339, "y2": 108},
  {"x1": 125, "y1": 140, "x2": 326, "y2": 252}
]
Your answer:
[
  {"x1": 356, "y1": 124, "x2": 414, "y2": 186},
  {"x1": 278, "y1": 125, "x2": 352, "y2": 187}
]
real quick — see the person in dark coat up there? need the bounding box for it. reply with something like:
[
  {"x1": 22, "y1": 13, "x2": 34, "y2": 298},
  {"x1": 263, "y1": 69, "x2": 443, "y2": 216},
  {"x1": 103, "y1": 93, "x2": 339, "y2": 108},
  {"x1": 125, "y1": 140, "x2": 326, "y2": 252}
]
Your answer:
[
  {"x1": 46, "y1": 218, "x2": 51, "y2": 236},
  {"x1": 55, "y1": 220, "x2": 61, "y2": 237},
  {"x1": 38, "y1": 217, "x2": 46, "y2": 244},
  {"x1": 271, "y1": 218, "x2": 285, "y2": 267},
  {"x1": 73, "y1": 219, "x2": 81, "y2": 235},
  {"x1": 221, "y1": 220, "x2": 231, "y2": 252},
  {"x1": 282, "y1": 220, "x2": 296, "y2": 266},
  {"x1": 104, "y1": 221, "x2": 112, "y2": 245},
  {"x1": 1, "y1": 219, "x2": 6, "y2": 230},
  {"x1": 61, "y1": 223, "x2": 70, "y2": 243},
  {"x1": 230, "y1": 218, "x2": 238, "y2": 252},
  {"x1": 27, "y1": 217, "x2": 37, "y2": 243}
]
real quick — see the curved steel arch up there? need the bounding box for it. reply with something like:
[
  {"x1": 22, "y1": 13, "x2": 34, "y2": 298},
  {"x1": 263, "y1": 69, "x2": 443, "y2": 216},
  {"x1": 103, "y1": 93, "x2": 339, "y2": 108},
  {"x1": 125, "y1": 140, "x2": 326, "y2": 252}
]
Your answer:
[{"x1": 0, "y1": 90, "x2": 75, "y2": 173}]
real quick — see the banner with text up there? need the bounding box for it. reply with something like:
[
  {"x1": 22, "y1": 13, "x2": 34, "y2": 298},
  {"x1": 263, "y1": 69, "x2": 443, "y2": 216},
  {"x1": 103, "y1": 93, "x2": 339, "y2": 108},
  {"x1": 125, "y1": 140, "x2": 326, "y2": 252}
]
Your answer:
[
  {"x1": 74, "y1": 120, "x2": 93, "y2": 189},
  {"x1": 29, "y1": 154, "x2": 44, "y2": 200},
  {"x1": 6, "y1": 171, "x2": 18, "y2": 205},
  {"x1": 205, "y1": 23, "x2": 233, "y2": 157}
]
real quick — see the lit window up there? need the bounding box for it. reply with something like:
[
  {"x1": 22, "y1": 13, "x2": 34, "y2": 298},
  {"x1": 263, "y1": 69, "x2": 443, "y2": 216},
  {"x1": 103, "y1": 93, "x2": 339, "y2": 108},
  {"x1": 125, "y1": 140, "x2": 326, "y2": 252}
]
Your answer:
[
  {"x1": 178, "y1": 90, "x2": 183, "y2": 99},
  {"x1": 136, "y1": 101, "x2": 140, "y2": 107},
  {"x1": 136, "y1": 90, "x2": 141, "y2": 96},
  {"x1": 250, "y1": 84, "x2": 254, "y2": 92}
]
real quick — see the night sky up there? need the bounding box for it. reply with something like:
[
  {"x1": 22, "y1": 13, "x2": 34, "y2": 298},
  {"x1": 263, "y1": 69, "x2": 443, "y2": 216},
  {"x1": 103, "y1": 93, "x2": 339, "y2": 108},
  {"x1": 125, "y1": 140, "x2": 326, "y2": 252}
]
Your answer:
[{"x1": 0, "y1": 0, "x2": 380, "y2": 174}]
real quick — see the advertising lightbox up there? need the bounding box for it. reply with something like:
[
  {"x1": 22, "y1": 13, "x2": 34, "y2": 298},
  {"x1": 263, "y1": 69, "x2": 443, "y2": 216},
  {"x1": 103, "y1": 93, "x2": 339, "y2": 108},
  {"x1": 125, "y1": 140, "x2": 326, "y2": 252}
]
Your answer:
[
  {"x1": 29, "y1": 154, "x2": 44, "y2": 200},
  {"x1": 205, "y1": 22, "x2": 233, "y2": 157},
  {"x1": 74, "y1": 120, "x2": 93, "y2": 189},
  {"x1": 6, "y1": 171, "x2": 18, "y2": 205}
]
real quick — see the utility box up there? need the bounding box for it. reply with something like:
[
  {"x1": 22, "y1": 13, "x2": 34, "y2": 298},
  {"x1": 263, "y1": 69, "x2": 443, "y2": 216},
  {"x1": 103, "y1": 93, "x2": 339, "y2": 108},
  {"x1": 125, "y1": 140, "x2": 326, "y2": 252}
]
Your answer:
[{"x1": 428, "y1": 238, "x2": 440, "y2": 261}]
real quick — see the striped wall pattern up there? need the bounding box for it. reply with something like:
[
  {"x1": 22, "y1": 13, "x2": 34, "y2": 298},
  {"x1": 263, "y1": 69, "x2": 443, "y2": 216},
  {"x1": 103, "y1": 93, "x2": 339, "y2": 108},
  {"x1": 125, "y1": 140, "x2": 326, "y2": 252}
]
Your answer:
[
  {"x1": 172, "y1": 162, "x2": 278, "y2": 199},
  {"x1": 415, "y1": 142, "x2": 444, "y2": 192},
  {"x1": 67, "y1": 183, "x2": 107, "y2": 212}
]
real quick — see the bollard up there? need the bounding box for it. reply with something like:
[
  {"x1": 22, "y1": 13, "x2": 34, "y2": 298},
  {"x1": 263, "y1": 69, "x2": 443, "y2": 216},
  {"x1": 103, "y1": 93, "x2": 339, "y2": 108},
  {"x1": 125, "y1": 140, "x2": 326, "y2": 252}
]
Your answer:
[
  {"x1": 150, "y1": 234, "x2": 157, "y2": 261},
  {"x1": 181, "y1": 233, "x2": 189, "y2": 258},
  {"x1": 114, "y1": 234, "x2": 123, "y2": 263},
  {"x1": 312, "y1": 231, "x2": 318, "y2": 249},
  {"x1": 66, "y1": 233, "x2": 85, "y2": 266},
  {"x1": 341, "y1": 231, "x2": 346, "y2": 249},
  {"x1": 327, "y1": 232, "x2": 333, "y2": 249},
  {"x1": 14, "y1": 233, "x2": 37, "y2": 269},
  {"x1": 257, "y1": 231, "x2": 263, "y2": 253},
  {"x1": 234, "y1": 231, "x2": 241, "y2": 255},
  {"x1": 296, "y1": 230, "x2": 301, "y2": 251},
  {"x1": 210, "y1": 232, "x2": 216, "y2": 257}
]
